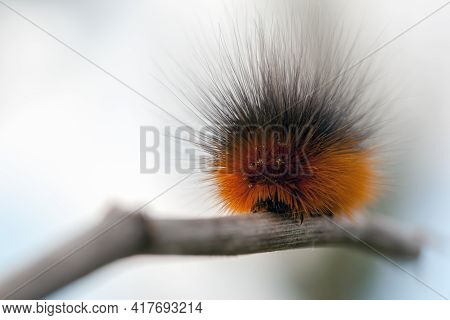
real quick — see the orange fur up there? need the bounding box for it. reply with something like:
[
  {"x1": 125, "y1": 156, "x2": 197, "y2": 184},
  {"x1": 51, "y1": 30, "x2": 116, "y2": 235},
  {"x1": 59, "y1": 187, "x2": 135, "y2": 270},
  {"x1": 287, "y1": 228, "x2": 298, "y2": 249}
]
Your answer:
[{"x1": 213, "y1": 135, "x2": 378, "y2": 216}]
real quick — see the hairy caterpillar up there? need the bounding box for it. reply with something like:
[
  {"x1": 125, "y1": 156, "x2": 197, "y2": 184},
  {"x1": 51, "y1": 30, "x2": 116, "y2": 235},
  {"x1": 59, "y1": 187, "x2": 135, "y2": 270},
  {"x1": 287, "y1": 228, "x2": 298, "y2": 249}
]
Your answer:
[{"x1": 180, "y1": 8, "x2": 383, "y2": 219}]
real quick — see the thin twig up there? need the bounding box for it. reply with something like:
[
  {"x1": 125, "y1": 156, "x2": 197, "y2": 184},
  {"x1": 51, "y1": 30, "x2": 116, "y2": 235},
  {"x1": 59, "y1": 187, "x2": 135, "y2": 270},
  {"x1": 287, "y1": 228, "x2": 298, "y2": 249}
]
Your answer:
[{"x1": 0, "y1": 207, "x2": 423, "y2": 300}]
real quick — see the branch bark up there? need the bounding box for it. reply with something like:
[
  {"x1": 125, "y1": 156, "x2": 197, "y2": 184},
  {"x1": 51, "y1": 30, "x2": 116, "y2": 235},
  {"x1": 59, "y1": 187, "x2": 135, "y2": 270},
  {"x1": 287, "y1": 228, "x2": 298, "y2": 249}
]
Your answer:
[{"x1": 0, "y1": 207, "x2": 422, "y2": 300}]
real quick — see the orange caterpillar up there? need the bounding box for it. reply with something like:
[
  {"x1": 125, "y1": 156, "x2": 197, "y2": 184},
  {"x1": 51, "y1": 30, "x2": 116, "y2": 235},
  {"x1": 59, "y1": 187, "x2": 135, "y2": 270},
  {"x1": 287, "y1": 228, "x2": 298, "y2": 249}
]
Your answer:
[
  {"x1": 214, "y1": 130, "x2": 377, "y2": 216},
  {"x1": 192, "y1": 16, "x2": 381, "y2": 218}
]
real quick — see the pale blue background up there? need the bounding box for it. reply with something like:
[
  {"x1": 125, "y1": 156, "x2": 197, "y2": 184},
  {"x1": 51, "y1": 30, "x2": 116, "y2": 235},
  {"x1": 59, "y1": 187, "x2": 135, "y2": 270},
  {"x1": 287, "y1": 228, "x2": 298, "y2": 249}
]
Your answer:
[{"x1": 0, "y1": 0, "x2": 449, "y2": 299}]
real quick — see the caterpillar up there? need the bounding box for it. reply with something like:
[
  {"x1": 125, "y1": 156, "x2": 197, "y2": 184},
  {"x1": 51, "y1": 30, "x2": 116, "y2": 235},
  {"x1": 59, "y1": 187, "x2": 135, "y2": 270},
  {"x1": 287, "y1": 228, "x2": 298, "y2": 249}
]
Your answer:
[{"x1": 181, "y1": 8, "x2": 383, "y2": 219}]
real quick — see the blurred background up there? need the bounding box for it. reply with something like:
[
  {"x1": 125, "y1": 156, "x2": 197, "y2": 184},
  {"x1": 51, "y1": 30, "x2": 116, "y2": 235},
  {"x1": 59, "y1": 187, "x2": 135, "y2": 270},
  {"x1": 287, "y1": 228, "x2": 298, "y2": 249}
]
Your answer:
[{"x1": 0, "y1": 0, "x2": 449, "y2": 299}]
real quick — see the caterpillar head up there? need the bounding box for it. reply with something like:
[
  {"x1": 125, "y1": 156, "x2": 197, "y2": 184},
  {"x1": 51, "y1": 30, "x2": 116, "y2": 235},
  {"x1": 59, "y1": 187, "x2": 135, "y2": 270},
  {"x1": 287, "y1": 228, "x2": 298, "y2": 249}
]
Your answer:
[
  {"x1": 208, "y1": 121, "x2": 378, "y2": 216},
  {"x1": 192, "y1": 16, "x2": 381, "y2": 217}
]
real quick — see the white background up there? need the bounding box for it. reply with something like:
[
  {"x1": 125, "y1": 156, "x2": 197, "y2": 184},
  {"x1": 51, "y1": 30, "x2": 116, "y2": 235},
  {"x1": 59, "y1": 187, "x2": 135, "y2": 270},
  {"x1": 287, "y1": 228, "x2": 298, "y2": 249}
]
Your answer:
[{"x1": 0, "y1": 0, "x2": 449, "y2": 299}]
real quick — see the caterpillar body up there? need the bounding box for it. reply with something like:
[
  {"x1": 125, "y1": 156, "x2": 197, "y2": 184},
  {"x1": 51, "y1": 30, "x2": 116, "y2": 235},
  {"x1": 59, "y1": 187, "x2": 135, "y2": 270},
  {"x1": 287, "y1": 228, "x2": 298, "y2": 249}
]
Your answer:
[{"x1": 183, "y1": 11, "x2": 382, "y2": 218}]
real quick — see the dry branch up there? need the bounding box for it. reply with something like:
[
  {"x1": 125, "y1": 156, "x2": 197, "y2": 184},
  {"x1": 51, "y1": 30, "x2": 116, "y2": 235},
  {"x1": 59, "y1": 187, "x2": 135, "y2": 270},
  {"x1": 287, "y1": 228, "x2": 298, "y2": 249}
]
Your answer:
[{"x1": 0, "y1": 207, "x2": 422, "y2": 300}]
